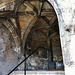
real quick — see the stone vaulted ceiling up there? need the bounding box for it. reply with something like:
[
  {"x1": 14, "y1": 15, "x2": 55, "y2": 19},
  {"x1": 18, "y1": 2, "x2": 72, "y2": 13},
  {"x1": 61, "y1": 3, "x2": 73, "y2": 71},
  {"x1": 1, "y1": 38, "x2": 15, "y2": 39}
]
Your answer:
[{"x1": 0, "y1": 0, "x2": 62, "y2": 75}]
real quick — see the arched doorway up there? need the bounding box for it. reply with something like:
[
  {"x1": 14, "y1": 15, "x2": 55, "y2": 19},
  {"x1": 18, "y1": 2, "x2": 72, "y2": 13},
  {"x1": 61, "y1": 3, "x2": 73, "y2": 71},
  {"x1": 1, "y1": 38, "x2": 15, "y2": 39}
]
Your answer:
[
  {"x1": 21, "y1": 0, "x2": 64, "y2": 73},
  {"x1": 22, "y1": 0, "x2": 75, "y2": 74}
]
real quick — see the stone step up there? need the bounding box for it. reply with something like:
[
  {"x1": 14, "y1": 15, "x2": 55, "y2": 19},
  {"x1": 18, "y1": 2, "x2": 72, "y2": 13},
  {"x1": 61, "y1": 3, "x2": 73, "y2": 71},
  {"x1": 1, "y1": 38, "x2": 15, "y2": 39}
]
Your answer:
[{"x1": 11, "y1": 71, "x2": 65, "y2": 75}]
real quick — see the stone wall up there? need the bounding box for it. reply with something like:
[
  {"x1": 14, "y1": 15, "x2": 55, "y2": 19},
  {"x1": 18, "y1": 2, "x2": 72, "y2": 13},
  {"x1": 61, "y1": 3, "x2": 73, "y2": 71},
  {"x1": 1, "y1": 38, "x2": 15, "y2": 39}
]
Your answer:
[
  {"x1": 0, "y1": 0, "x2": 75, "y2": 75},
  {"x1": 0, "y1": 23, "x2": 23, "y2": 75},
  {"x1": 0, "y1": 0, "x2": 64, "y2": 74}
]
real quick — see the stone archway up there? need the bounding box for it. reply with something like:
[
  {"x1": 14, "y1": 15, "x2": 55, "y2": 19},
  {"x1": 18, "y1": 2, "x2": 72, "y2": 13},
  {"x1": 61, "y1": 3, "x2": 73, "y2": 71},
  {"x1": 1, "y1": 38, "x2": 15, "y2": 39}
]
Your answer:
[
  {"x1": 48, "y1": 0, "x2": 75, "y2": 75},
  {"x1": 0, "y1": 0, "x2": 75, "y2": 75},
  {"x1": 22, "y1": 0, "x2": 64, "y2": 70},
  {"x1": 22, "y1": 0, "x2": 75, "y2": 75}
]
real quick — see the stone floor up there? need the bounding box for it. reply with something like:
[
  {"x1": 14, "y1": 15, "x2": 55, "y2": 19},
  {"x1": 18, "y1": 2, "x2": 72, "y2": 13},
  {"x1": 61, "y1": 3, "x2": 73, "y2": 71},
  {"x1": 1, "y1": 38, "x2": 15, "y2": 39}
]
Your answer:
[{"x1": 11, "y1": 71, "x2": 65, "y2": 75}]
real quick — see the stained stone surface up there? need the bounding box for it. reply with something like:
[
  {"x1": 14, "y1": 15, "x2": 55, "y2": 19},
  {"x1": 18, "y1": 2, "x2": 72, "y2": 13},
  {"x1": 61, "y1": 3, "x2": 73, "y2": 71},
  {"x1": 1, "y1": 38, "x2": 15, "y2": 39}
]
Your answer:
[
  {"x1": 0, "y1": 0, "x2": 75, "y2": 75},
  {"x1": 0, "y1": 23, "x2": 22, "y2": 75}
]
